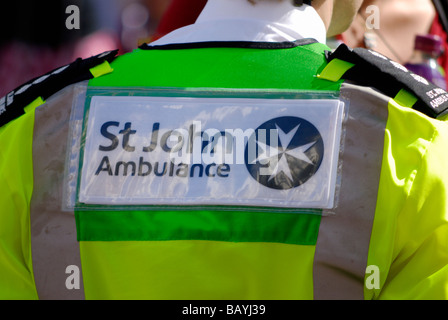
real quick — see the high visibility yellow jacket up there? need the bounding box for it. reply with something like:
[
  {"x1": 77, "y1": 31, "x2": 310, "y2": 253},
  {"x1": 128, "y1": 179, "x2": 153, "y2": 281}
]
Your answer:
[{"x1": 1, "y1": 39, "x2": 447, "y2": 300}]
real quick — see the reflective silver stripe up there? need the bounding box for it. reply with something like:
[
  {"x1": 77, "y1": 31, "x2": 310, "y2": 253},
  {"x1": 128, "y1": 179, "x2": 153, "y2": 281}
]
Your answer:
[
  {"x1": 313, "y1": 84, "x2": 390, "y2": 300},
  {"x1": 30, "y1": 84, "x2": 86, "y2": 300}
]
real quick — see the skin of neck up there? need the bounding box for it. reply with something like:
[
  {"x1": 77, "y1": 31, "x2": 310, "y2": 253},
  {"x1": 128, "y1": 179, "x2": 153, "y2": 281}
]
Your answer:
[{"x1": 312, "y1": 0, "x2": 364, "y2": 37}]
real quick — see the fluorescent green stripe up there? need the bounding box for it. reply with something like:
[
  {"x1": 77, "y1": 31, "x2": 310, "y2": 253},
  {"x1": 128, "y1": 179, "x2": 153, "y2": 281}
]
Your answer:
[
  {"x1": 24, "y1": 96, "x2": 45, "y2": 114},
  {"x1": 393, "y1": 88, "x2": 418, "y2": 108},
  {"x1": 75, "y1": 210, "x2": 321, "y2": 245},
  {"x1": 89, "y1": 43, "x2": 342, "y2": 91},
  {"x1": 89, "y1": 61, "x2": 113, "y2": 78},
  {"x1": 80, "y1": 240, "x2": 316, "y2": 299},
  {"x1": 317, "y1": 58, "x2": 355, "y2": 82}
]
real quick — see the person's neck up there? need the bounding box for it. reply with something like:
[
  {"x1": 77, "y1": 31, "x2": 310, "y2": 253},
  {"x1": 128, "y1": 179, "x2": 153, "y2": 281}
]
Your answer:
[{"x1": 310, "y1": 0, "x2": 333, "y2": 32}]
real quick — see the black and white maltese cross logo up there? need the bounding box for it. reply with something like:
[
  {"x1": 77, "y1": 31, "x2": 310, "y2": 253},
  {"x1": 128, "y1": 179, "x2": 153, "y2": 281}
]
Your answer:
[{"x1": 245, "y1": 116, "x2": 324, "y2": 190}]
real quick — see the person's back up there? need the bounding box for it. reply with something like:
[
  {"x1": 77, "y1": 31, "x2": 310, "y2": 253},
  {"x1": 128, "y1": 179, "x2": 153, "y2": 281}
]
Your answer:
[{"x1": 1, "y1": 0, "x2": 447, "y2": 300}]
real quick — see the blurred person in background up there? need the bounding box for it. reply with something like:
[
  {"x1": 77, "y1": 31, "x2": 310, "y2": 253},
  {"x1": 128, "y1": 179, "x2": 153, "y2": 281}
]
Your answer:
[
  {"x1": 342, "y1": 0, "x2": 437, "y2": 64},
  {"x1": 0, "y1": 0, "x2": 171, "y2": 97},
  {"x1": 152, "y1": 0, "x2": 448, "y2": 90},
  {"x1": 0, "y1": 0, "x2": 119, "y2": 97},
  {"x1": 151, "y1": 0, "x2": 207, "y2": 41},
  {"x1": 341, "y1": 0, "x2": 448, "y2": 87}
]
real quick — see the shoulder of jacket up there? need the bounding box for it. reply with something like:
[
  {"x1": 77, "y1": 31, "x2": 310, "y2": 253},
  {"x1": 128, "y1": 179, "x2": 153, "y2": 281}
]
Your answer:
[
  {"x1": 319, "y1": 44, "x2": 448, "y2": 119},
  {"x1": 0, "y1": 49, "x2": 118, "y2": 128}
]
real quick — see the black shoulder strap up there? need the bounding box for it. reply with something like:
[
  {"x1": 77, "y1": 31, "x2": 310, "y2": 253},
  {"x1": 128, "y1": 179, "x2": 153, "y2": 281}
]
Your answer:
[
  {"x1": 0, "y1": 49, "x2": 118, "y2": 128},
  {"x1": 326, "y1": 44, "x2": 448, "y2": 119}
]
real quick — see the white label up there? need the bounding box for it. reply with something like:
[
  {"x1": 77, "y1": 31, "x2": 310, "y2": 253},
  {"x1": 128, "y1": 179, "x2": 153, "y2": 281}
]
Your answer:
[{"x1": 79, "y1": 96, "x2": 344, "y2": 209}]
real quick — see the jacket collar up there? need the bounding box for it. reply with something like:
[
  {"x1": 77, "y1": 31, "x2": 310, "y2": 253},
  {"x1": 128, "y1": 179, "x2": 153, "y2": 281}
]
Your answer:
[{"x1": 151, "y1": 0, "x2": 326, "y2": 45}]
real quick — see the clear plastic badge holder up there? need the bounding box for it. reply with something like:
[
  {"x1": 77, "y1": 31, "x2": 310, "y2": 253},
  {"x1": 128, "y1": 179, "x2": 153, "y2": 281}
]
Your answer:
[{"x1": 64, "y1": 87, "x2": 348, "y2": 215}]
